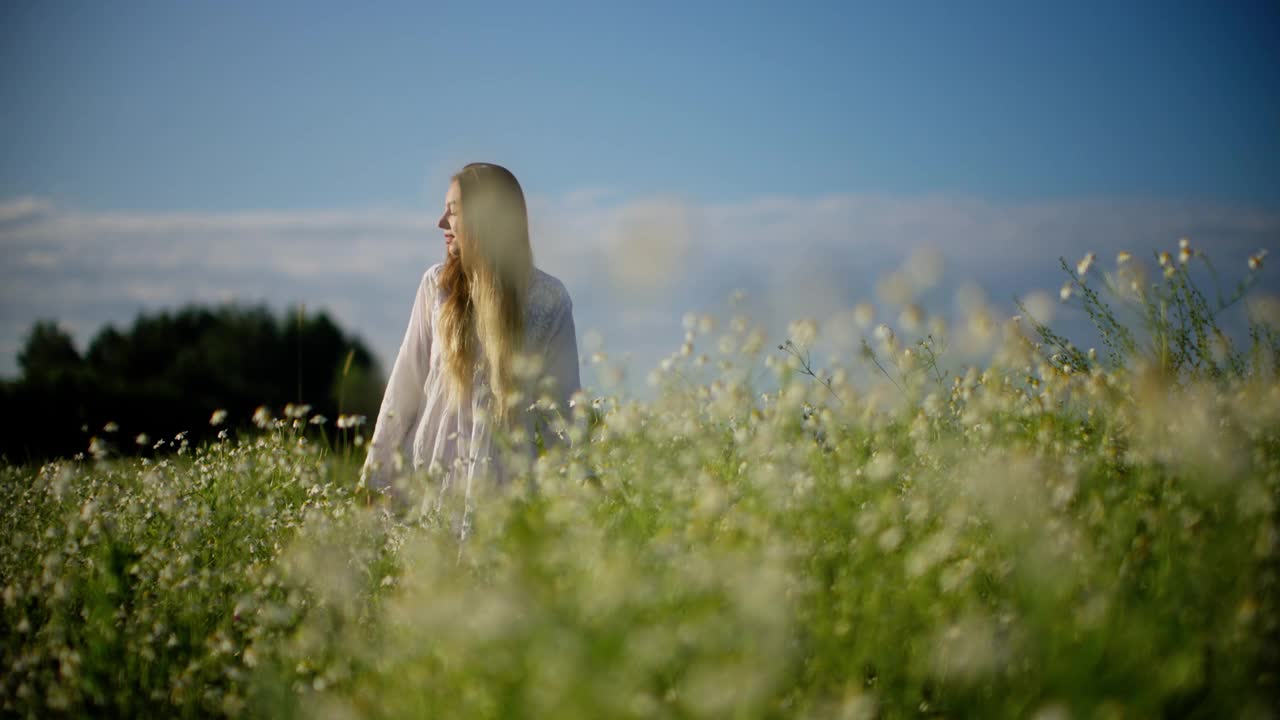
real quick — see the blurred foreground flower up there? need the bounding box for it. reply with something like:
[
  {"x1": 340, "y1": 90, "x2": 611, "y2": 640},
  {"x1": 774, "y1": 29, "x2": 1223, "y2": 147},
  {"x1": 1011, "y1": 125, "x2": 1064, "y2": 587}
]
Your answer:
[
  {"x1": 1249, "y1": 249, "x2": 1267, "y2": 271},
  {"x1": 284, "y1": 403, "x2": 311, "y2": 420},
  {"x1": 787, "y1": 319, "x2": 818, "y2": 348},
  {"x1": 336, "y1": 414, "x2": 366, "y2": 430},
  {"x1": 1178, "y1": 237, "x2": 1193, "y2": 265},
  {"x1": 1076, "y1": 252, "x2": 1096, "y2": 278}
]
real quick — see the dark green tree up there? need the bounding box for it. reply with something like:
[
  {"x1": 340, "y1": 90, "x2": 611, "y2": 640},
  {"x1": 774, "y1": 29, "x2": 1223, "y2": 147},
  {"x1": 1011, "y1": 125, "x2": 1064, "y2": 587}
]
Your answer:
[
  {"x1": 1, "y1": 305, "x2": 384, "y2": 463},
  {"x1": 17, "y1": 321, "x2": 83, "y2": 384}
]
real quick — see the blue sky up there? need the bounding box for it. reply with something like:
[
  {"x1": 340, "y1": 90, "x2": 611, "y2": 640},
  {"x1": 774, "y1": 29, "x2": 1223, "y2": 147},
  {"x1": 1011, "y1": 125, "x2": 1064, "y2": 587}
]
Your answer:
[{"x1": 2, "y1": 0, "x2": 1278, "y2": 386}]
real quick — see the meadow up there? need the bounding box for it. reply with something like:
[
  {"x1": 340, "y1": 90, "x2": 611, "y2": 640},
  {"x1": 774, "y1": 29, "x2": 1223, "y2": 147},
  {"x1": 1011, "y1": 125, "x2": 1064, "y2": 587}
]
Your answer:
[{"x1": 2, "y1": 246, "x2": 1278, "y2": 719}]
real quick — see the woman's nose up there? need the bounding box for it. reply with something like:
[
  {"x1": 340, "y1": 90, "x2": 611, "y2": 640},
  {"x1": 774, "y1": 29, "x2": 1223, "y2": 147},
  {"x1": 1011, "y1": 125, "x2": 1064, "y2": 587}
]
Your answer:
[{"x1": 437, "y1": 212, "x2": 448, "y2": 230}]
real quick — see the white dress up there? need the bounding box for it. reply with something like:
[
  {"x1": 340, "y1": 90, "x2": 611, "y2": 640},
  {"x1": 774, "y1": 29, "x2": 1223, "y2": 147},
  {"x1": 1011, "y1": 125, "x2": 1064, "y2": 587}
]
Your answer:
[{"x1": 360, "y1": 263, "x2": 580, "y2": 505}]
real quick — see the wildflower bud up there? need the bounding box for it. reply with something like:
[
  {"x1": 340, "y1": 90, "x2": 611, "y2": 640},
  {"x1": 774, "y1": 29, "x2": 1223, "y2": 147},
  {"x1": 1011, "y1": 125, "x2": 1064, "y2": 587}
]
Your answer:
[
  {"x1": 1158, "y1": 251, "x2": 1171, "y2": 267},
  {"x1": 1059, "y1": 282, "x2": 1072, "y2": 302},
  {"x1": 1248, "y1": 249, "x2": 1267, "y2": 271},
  {"x1": 209, "y1": 409, "x2": 228, "y2": 427},
  {"x1": 1076, "y1": 252, "x2": 1096, "y2": 277},
  {"x1": 874, "y1": 324, "x2": 894, "y2": 343},
  {"x1": 1116, "y1": 251, "x2": 1132, "y2": 265}
]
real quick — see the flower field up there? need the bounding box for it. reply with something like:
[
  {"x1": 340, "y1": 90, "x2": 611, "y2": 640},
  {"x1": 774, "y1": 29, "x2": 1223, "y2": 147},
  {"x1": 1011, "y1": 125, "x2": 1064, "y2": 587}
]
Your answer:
[{"x1": 2, "y1": 249, "x2": 1278, "y2": 718}]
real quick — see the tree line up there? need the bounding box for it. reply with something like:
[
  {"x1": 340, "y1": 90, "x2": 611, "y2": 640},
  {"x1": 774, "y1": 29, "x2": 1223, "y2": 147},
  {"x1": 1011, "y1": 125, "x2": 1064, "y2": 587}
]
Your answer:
[{"x1": 1, "y1": 305, "x2": 385, "y2": 463}]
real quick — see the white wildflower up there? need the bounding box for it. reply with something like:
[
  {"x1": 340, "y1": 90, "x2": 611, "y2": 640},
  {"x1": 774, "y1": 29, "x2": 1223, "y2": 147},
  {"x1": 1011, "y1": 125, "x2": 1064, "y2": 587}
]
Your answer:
[
  {"x1": 852, "y1": 302, "x2": 875, "y2": 329},
  {"x1": 336, "y1": 414, "x2": 367, "y2": 429},
  {"x1": 787, "y1": 319, "x2": 818, "y2": 348},
  {"x1": 1248, "y1": 249, "x2": 1267, "y2": 271},
  {"x1": 283, "y1": 403, "x2": 311, "y2": 419},
  {"x1": 1076, "y1": 252, "x2": 1096, "y2": 278},
  {"x1": 1178, "y1": 239, "x2": 1193, "y2": 265},
  {"x1": 898, "y1": 304, "x2": 923, "y2": 333}
]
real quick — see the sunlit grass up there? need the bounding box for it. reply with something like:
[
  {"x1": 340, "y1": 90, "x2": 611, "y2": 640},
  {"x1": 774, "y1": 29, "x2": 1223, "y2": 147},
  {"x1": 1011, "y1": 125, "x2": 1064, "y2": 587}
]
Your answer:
[{"x1": 2, "y1": 244, "x2": 1277, "y2": 718}]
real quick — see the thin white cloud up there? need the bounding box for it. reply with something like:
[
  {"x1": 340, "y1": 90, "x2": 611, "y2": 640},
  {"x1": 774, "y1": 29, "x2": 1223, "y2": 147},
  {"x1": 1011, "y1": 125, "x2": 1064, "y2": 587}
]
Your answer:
[
  {"x1": 0, "y1": 196, "x2": 54, "y2": 225},
  {"x1": 1, "y1": 193, "x2": 1276, "y2": 388}
]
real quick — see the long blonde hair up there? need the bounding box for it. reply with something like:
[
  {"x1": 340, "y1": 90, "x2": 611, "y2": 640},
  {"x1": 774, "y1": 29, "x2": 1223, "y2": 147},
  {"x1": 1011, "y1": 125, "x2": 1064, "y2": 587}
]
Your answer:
[{"x1": 437, "y1": 163, "x2": 534, "y2": 423}]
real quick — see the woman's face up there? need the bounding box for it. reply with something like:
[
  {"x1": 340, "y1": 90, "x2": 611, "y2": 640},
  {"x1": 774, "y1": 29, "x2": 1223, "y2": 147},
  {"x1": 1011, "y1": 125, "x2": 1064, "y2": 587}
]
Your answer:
[{"x1": 437, "y1": 180, "x2": 462, "y2": 258}]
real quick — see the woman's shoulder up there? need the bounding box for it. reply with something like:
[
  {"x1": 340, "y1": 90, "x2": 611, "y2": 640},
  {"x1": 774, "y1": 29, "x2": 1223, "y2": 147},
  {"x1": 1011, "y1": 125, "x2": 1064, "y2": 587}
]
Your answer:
[
  {"x1": 529, "y1": 267, "x2": 572, "y2": 311},
  {"x1": 424, "y1": 262, "x2": 445, "y2": 286},
  {"x1": 416, "y1": 263, "x2": 447, "y2": 302},
  {"x1": 523, "y1": 268, "x2": 572, "y2": 339}
]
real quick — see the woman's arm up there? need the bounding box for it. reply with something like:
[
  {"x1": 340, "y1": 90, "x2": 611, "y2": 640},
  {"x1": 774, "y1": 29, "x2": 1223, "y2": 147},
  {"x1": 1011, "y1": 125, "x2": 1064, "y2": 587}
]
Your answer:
[
  {"x1": 361, "y1": 268, "x2": 435, "y2": 496},
  {"x1": 536, "y1": 294, "x2": 581, "y2": 451}
]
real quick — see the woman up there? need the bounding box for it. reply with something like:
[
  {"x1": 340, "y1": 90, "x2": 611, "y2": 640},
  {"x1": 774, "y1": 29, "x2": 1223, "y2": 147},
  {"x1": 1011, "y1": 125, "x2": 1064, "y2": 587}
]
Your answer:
[{"x1": 361, "y1": 163, "x2": 580, "y2": 515}]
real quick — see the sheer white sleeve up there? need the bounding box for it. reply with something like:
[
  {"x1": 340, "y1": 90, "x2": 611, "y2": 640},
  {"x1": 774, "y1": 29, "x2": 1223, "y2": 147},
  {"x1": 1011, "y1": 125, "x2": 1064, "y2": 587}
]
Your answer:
[{"x1": 361, "y1": 268, "x2": 434, "y2": 493}]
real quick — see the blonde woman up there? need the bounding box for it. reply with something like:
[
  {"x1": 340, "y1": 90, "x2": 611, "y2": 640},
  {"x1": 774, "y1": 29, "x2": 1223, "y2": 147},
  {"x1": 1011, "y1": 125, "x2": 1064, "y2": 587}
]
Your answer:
[{"x1": 361, "y1": 163, "x2": 580, "y2": 513}]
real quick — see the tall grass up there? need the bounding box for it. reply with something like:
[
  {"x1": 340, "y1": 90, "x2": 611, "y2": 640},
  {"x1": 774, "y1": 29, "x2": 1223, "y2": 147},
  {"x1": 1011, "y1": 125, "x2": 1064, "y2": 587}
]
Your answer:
[{"x1": 2, "y1": 244, "x2": 1277, "y2": 718}]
